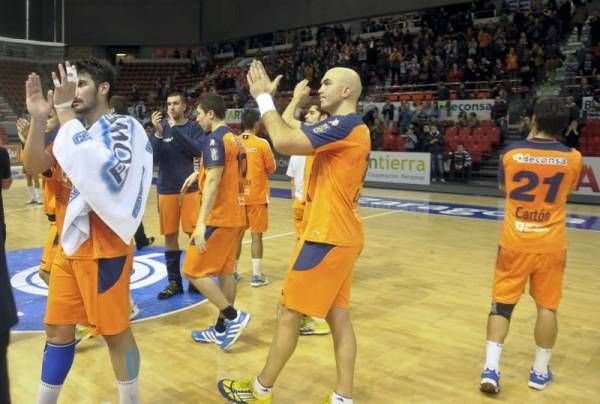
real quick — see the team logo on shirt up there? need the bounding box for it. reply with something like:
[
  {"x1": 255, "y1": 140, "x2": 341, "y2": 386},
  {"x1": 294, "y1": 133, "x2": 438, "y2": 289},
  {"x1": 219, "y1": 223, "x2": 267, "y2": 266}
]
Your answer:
[
  {"x1": 330, "y1": 118, "x2": 340, "y2": 127},
  {"x1": 312, "y1": 123, "x2": 331, "y2": 134},
  {"x1": 512, "y1": 153, "x2": 568, "y2": 166},
  {"x1": 7, "y1": 247, "x2": 205, "y2": 332},
  {"x1": 210, "y1": 147, "x2": 219, "y2": 161}
]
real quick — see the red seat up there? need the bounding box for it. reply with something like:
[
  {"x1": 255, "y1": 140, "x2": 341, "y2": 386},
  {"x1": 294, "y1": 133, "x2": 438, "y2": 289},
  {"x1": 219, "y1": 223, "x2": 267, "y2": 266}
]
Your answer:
[
  {"x1": 481, "y1": 119, "x2": 494, "y2": 128},
  {"x1": 486, "y1": 127, "x2": 500, "y2": 145},
  {"x1": 383, "y1": 133, "x2": 397, "y2": 150},
  {"x1": 395, "y1": 136, "x2": 406, "y2": 151},
  {"x1": 445, "y1": 126, "x2": 458, "y2": 138}
]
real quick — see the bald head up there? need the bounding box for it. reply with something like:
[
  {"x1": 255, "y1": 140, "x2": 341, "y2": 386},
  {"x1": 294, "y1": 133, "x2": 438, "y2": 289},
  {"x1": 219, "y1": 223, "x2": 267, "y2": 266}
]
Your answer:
[
  {"x1": 319, "y1": 67, "x2": 362, "y2": 115},
  {"x1": 325, "y1": 67, "x2": 362, "y2": 102}
]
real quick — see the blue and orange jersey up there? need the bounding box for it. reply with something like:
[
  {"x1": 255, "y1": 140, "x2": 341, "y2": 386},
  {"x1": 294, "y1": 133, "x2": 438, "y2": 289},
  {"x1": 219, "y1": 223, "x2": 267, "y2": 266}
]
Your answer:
[
  {"x1": 237, "y1": 132, "x2": 276, "y2": 205},
  {"x1": 300, "y1": 113, "x2": 370, "y2": 246},
  {"x1": 202, "y1": 125, "x2": 247, "y2": 227},
  {"x1": 150, "y1": 120, "x2": 204, "y2": 194},
  {"x1": 42, "y1": 125, "x2": 60, "y2": 217},
  {"x1": 498, "y1": 138, "x2": 582, "y2": 253}
]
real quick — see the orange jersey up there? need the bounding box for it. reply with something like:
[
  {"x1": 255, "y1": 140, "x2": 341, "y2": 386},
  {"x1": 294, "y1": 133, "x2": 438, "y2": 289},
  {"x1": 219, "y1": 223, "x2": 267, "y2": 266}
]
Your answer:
[
  {"x1": 237, "y1": 132, "x2": 275, "y2": 205},
  {"x1": 498, "y1": 139, "x2": 582, "y2": 253},
  {"x1": 300, "y1": 113, "x2": 370, "y2": 246},
  {"x1": 49, "y1": 144, "x2": 131, "y2": 259},
  {"x1": 42, "y1": 166, "x2": 60, "y2": 216},
  {"x1": 202, "y1": 125, "x2": 247, "y2": 227}
]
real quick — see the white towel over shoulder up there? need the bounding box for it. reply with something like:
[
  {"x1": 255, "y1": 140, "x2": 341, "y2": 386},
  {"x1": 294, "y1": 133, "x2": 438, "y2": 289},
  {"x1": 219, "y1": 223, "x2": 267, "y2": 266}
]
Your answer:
[{"x1": 53, "y1": 115, "x2": 153, "y2": 256}]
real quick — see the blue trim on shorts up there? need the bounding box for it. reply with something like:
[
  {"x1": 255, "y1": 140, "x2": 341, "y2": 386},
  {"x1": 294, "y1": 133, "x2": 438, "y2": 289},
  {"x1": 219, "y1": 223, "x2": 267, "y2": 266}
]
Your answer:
[
  {"x1": 98, "y1": 255, "x2": 127, "y2": 293},
  {"x1": 292, "y1": 241, "x2": 335, "y2": 271}
]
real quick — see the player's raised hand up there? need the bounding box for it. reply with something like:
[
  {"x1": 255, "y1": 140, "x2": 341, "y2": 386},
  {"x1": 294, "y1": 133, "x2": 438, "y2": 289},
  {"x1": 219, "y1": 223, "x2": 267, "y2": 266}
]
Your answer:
[
  {"x1": 25, "y1": 73, "x2": 53, "y2": 119},
  {"x1": 246, "y1": 60, "x2": 282, "y2": 99},
  {"x1": 151, "y1": 111, "x2": 164, "y2": 136},
  {"x1": 292, "y1": 79, "x2": 311, "y2": 104},
  {"x1": 51, "y1": 61, "x2": 77, "y2": 107}
]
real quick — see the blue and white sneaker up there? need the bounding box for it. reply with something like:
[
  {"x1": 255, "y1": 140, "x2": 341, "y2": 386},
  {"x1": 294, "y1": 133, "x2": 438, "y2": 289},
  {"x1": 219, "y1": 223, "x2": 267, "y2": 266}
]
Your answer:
[
  {"x1": 251, "y1": 274, "x2": 272, "y2": 287},
  {"x1": 220, "y1": 311, "x2": 251, "y2": 351},
  {"x1": 191, "y1": 326, "x2": 221, "y2": 344},
  {"x1": 480, "y1": 368, "x2": 500, "y2": 394},
  {"x1": 528, "y1": 367, "x2": 553, "y2": 390}
]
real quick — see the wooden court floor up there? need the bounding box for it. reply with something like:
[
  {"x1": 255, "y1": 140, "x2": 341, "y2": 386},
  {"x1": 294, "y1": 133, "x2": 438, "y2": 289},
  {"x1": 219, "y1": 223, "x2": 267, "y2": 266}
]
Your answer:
[{"x1": 5, "y1": 179, "x2": 600, "y2": 403}]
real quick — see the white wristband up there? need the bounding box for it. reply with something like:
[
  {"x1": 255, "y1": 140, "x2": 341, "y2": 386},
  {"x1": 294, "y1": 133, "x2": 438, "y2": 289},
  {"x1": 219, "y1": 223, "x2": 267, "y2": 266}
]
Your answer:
[
  {"x1": 256, "y1": 93, "x2": 276, "y2": 116},
  {"x1": 54, "y1": 100, "x2": 74, "y2": 109}
]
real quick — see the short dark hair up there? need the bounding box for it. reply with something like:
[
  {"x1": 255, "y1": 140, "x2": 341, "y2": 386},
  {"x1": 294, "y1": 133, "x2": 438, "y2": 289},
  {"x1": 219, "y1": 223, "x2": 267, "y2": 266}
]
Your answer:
[
  {"x1": 241, "y1": 109, "x2": 260, "y2": 131},
  {"x1": 307, "y1": 103, "x2": 329, "y2": 119},
  {"x1": 533, "y1": 96, "x2": 569, "y2": 136},
  {"x1": 197, "y1": 93, "x2": 226, "y2": 119},
  {"x1": 74, "y1": 57, "x2": 115, "y2": 99},
  {"x1": 109, "y1": 95, "x2": 129, "y2": 115},
  {"x1": 167, "y1": 91, "x2": 185, "y2": 102}
]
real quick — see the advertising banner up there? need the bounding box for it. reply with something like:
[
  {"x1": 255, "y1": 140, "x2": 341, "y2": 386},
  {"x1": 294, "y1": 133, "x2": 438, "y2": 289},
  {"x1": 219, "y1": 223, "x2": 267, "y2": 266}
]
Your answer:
[{"x1": 365, "y1": 151, "x2": 431, "y2": 185}]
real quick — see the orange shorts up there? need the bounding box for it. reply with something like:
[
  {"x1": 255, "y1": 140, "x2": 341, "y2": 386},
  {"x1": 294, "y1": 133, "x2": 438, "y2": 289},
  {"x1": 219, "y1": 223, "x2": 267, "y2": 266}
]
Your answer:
[
  {"x1": 182, "y1": 226, "x2": 245, "y2": 278},
  {"x1": 45, "y1": 248, "x2": 134, "y2": 336},
  {"x1": 292, "y1": 199, "x2": 305, "y2": 238},
  {"x1": 158, "y1": 191, "x2": 200, "y2": 235},
  {"x1": 39, "y1": 221, "x2": 59, "y2": 273},
  {"x1": 281, "y1": 240, "x2": 362, "y2": 318},
  {"x1": 246, "y1": 204, "x2": 268, "y2": 234},
  {"x1": 492, "y1": 247, "x2": 566, "y2": 310}
]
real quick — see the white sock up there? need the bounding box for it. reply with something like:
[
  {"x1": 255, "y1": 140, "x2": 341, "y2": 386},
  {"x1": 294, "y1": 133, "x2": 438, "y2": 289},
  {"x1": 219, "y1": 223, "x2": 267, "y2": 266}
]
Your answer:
[
  {"x1": 36, "y1": 382, "x2": 62, "y2": 404},
  {"x1": 27, "y1": 186, "x2": 35, "y2": 199},
  {"x1": 252, "y1": 258, "x2": 262, "y2": 276},
  {"x1": 253, "y1": 376, "x2": 271, "y2": 398},
  {"x1": 234, "y1": 260, "x2": 239, "y2": 273},
  {"x1": 117, "y1": 378, "x2": 140, "y2": 404},
  {"x1": 129, "y1": 294, "x2": 135, "y2": 307},
  {"x1": 532, "y1": 346, "x2": 552, "y2": 374},
  {"x1": 485, "y1": 340, "x2": 504, "y2": 370},
  {"x1": 331, "y1": 391, "x2": 353, "y2": 404},
  {"x1": 34, "y1": 187, "x2": 41, "y2": 199}
]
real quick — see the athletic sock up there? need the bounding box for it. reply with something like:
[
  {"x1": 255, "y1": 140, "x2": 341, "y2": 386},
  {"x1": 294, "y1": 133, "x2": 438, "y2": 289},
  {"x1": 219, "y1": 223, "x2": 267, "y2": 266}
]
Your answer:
[
  {"x1": 252, "y1": 258, "x2": 262, "y2": 276},
  {"x1": 164, "y1": 250, "x2": 182, "y2": 284},
  {"x1": 331, "y1": 391, "x2": 353, "y2": 404},
  {"x1": 221, "y1": 305, "x2": 237, "y2": 321},
  {"x1": 215, "y1": 317, "x2": 226, "y2": 333},
  {"x1": 253, "y1": 376, "x2": 272, "y2": 398},
  {"x1": 117, "y1": 378, "x2": 140, "y2": 404},
  {"x1": 485, "y1": 340, "x2": 503, "y2": 370},
  {"x1": 532, "y1": 346, "x2": 552, "y2": 374}
]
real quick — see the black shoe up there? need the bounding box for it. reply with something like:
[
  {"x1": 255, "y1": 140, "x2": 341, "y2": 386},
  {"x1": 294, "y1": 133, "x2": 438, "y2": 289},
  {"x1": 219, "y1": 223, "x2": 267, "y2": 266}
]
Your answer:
[
  {"x1": 157, "y1": 280, "x2": 183, "y2": 300},
  {"x1": 136, "y1": 236, "x2": 156, "y2": 251},
  {"x1": 188, "y1": 283, "x2": 201, "y2": 295}
]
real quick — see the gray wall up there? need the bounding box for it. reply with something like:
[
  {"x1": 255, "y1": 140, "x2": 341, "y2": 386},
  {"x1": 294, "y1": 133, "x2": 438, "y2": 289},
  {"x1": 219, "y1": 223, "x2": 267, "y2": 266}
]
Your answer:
[
  {"x1": 201, "y1": 0, "x2": 467, "y2": 43},
  {"x1": 64, "y1": 0, "x2": 202, "y2": 45},
  {"x1": 2, "y1": 0, "x2": 466, "y2": 45}
]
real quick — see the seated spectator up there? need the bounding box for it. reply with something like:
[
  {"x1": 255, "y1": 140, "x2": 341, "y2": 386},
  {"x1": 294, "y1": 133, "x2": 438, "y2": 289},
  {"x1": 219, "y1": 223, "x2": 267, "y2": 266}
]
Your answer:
[
  {"x1": 427, "y1": 101, "x2": 443, "y2": 121},
  {"x1": 401, "y1": 125, "x2": 418, "y2": 152},
  {"x1": 563, "y1": 120, "x2": 580, "y2": 149},
  {"x1": 411, "y1": 103, "x2": 430, "y2": 129},
  {"x1": 437, "y1": 81, "x2": 450, "y2": 100},
  {"x1": 450, "y1": 144, "x2": 472, "y2": 181},
  {"x1": 467, "y1": 112, "x2": 480, "y2": 128}
]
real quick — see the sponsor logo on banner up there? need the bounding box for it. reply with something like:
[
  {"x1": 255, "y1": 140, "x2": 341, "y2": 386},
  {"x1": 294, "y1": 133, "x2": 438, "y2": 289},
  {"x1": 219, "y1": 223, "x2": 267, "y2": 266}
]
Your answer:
[
  {"x1": 365, "y1": 151, "x2": 431, "y2": 185},
  {"x1": 582, "y1": 97, "x2": 600, "y2": 119},
  {"x1": 360, "y1": 99, "x2": 493, "y2": 122},
  {"x1": 225, "y1": 109, "x2": 243, "y2": 124},
  {"x1": 575, "y1": 157, "x2": 600, "y2": 196}
]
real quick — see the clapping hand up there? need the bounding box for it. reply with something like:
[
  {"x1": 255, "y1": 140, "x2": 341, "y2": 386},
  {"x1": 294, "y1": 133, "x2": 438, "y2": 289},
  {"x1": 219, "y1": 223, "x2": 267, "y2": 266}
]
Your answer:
[{"x1": 246, "y1": 60, "x2": 283, "y2": 99}]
